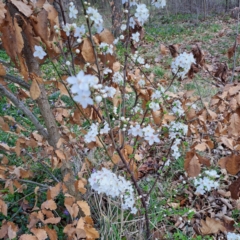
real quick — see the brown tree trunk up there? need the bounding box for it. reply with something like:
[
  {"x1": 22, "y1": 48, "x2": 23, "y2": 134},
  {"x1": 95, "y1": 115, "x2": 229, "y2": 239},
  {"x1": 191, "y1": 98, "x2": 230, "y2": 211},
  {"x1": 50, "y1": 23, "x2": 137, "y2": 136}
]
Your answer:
[{"x1": 112, "y1": 0, "x2": 123, "y2": 37}]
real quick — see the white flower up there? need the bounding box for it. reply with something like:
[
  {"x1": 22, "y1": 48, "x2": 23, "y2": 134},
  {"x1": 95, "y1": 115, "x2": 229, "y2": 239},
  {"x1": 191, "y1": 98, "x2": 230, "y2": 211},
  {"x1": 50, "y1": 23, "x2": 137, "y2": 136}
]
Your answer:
[
  {"x1": 120, "y1": 35, "x2": 124, "y2": 40},
  {"x1": 151, "y1": 90, "x2": 162, "y2": 100},
  {"x1": 84, "y1": 123, "x2": 98, "y2": 143},
  {"x1": 129, "y1": 17, "x2": 136, "y2": 28},
  {"x1": 144, "y1": 133, "x2": 160, "y2": 145},
  {"x1": 144, "y1": 64, "x2": 150, "y2": 69},
  {"x1": 138, "y1": 79, "x2": 145, "y2": 87},
  {"x1": 95, "y1": 95, "x2": 102, "y2": 103},
  {"x1": 74, "y1": 90, "x2": 93, "y2": 109},
  {"x1": 113, "y1": 38, "x2": 119, "y2": 45},
  {"x1": 89, "y1": 168, "x2": 137, "y2": 213},
  {"x1": 171, "y1": 52, "x2": 196, "y2": 79},
  {"x1": 99, "y1": 42, "x2": 114, "y2": 55},
  {"x1": 100, "y1": 123, "x2": 110, "y2": 134},
  {"x1": 143, "y1": 125, "x2": 155, "y2": 136},
  {"x1": 149, "y1": 102, "x2": 160, "y2": 111},
  {"x1": 63, "y1": 23, "x2": 75, "y2": 36},
  {"x1": 103, "y1": 86, "x2": 116, "y2": 98},
  {"x1": 69, "y1": 5, "x2": 78, "y2": 19},
  {"x1": 128, "y1": 124, "x2": 143, "y2": 137},
  {"x1": 205, "y1": 170, "x2": 220, "y2": 178},
  {"x1": 74, "y1": 25, "x2": 85, "y2": 38},
  {"x1": 194, "y1": 175, "x2": 219, "y2": 195},
  {"x1": 152, "y1": 0, "x2": 166, "y2": 8},
  {"x1": 66, "y1": 61, "x2": 71, "y2": 66},
  {"x1": 172, "y1": 100, "x2": 184, "y2": 116},
  {"x1": 122, "y1": 0, "x2": 137, "y2": 6},
  {"x1": 103, "y1": 68, "x2": 112, "y2": 75},
  {"x1": 112, "y1": 72, "x2": 123, "y2": 85},
  {"x1": 33, "y1": 46, "x2": 47, "y2": 59},
  {"x1": 86, "y1": 7, "x2": 103, "y2": 33},
  {"x1": 75, "y1": 49, "x2": 80, "y2": 54},
  {"x1": 132, "y1": 32, "x2": 140, "y2": 42},
  {"x1": 135, "y1": 4, "x2": 149, "y2": 25},
  {"x1": 227, "y1": 232, "x2": 240, "y2": 240},
  {"x1": 132, "y1": 52, "x2": 145, "y2": 64},
  {"x1": 121, "y1": 24, "x2": 127, "y2": 31}
]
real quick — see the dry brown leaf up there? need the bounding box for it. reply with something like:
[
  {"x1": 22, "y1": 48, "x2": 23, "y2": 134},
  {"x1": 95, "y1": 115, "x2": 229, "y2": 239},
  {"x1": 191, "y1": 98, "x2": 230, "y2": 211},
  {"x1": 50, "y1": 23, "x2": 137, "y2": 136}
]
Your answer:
[
  {"x1": 0, "y1": 199, "x2": 7, "y2": 216},
  {"x1": 200, "y1": 217, "x2": 226, "y2": 235},
  {"x1": 76, "y1": 217, "x2": 85, "y2": 230},
  {"x1": 44, "y1": 217, "x2": 61, "y2": 224},
  {"x1": 30, "y1": 79, "x2": 41, "y2": 100},
  {"x1": 99, "y1": 29, "x2": 114, "y2": 44},
  {"x1": 81, "y1": 38, "x2": 95, "y2": 63},
  {"x1": 160, "y1": 44, "x2": 167, "y2": 55},
  {"x1": 19, "y1": 234, "x2": 38, "y2": 240},
  {"x1": 43, "y1": 226, "x2": 57, "y2": 240},
  {"x1": 11, "y1": 0, "x2": 33, "y2": 17},
  {"x1": 41, "y1": 200, "x2": 57, "y2": 210},
  {"x1": 85, "y1": 226, "x2": 100, "y2": 239},
  {"x1": 229, "y1": 176, "x2": 240, "y2": 199},
  {"x1": 30, "y1": 228, "x2": 48, "y2": 240},
  {"x1": 112, "y1": 61, "x2": 121, "y2": 72},
  {"x1": 229, "y1": 113, "x2": 240, "y2": 137},
  {"x1": 184, "y1": 152, "x2": 201, "y2": 177},
  {"x1": 220, "y1": 136, "x2": 234, "y2": 150},
  {"x1": 0, "y1": 2, "x2": 6, "y2": 25},
  {"x1": 55, "y1": 149, "x2": 66, "y2": 160},
  {"x1": 77, "y1": 201, "x2": 91, "y2": 216},
  {"x1": 225, "y1": 155, "x2": 240, "y2": 175},
  {"x1": 194, "y1": 142, "x2": 208, "y2": 152},
  {"x1": 47, "y1": 182, "x2": 62, "y2": 200},
  {"x1": 227, "y1": 44, "x2": 236, "y2": 59}
]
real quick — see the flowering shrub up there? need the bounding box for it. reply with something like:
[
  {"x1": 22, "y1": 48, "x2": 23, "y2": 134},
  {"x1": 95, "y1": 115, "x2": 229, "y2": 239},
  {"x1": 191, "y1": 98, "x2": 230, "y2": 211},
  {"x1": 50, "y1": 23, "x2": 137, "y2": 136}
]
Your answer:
[{"x1": 89, "y1": 168, "x2": 137, "y2": 213}]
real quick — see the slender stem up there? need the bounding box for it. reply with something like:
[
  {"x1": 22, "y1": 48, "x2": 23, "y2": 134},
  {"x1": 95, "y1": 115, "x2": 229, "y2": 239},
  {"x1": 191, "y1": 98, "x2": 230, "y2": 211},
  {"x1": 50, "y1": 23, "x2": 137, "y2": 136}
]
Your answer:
[{"x1": 116, "y1": 148, "x2": 150, "y2": 239}]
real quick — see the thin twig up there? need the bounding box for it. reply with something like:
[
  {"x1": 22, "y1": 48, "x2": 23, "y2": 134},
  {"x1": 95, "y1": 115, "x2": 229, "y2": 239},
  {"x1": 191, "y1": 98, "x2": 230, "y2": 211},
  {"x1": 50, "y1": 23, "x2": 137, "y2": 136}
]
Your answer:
[{"x1": 0, "y1": 84, "x2": 49, "y2": 139}]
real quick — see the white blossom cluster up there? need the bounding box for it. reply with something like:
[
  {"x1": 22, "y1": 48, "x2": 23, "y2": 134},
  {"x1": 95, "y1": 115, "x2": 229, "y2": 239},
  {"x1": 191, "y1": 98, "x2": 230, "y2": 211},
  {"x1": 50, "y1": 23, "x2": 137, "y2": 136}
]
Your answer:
[
  {"x1": 86, "y1": 7, "x2": 103, "y2": 33},
  {"x1": 167, "y1": 121, "x2": 188, "y2": 140},
  {"x1": 84, "y1": 123, "x2": 98, "y2": 143},
  {"x1": 135, "y1": 4, "x2": 149, "y2": 25},
  {"x1": 89, "y1": 168, "x2": 137, "y2": 214},
  {"x1": 99, "y1": 42, "x2": 114, "y2": 55},
  {"x1": 112, "y1": 72, "x2": 124, "y2": 85},
  {"x1": 171, "y1": 52, "x2": 196, "y2": 79},
  {"x1": 172, "y1": 100, "x2": 184, "y2": 116},
  {"x1": 149, "y1": 87, "x2": 165, "y2": 111},
  {"x1": 166, "y1": 121, "x2": 188, "y2": 159},
  {"x1": 62, "y1": 23, "x2": 86, "y2": 38},
  {"x1": 149, "y1": 102, "x2": 160, "y2": 111},
  {"x1": 128, "y1": 124, "x2": 160, "y2": 146},
  {"x1": 84, "y1": 122, "x2": 110, "y2": 143},
  {"x1": 151, "y1": 0, "x2": 166, "y2": 8},
  {"x1": 194, "y1": 170, "x2": 219, "y2": 195},
  {"x1": 132, "y1": 52, "x2": 145, "y2": 64},
  {"x1": 227, "y1": 232, "x2": 240, "y2": 240},
  {"x1": 132, "y1": 105, "x2": 144, "y2": 114},
  {"x1": 67, "y1": 70, "x2": 117, "y2": 109},
  {"x1": 67, "y1": 71, "x2": 97, "y2": 109}
]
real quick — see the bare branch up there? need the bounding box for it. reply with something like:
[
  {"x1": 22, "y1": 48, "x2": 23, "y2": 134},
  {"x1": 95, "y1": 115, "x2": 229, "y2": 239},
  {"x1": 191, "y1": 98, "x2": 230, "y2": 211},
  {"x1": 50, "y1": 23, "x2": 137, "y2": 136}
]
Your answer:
[
  {"x1": 5, "y1": 74, "x2": 30, "y2": 90},
  {"x1": 0, "y1": 84, "x2": 49, "y2": 139}
]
